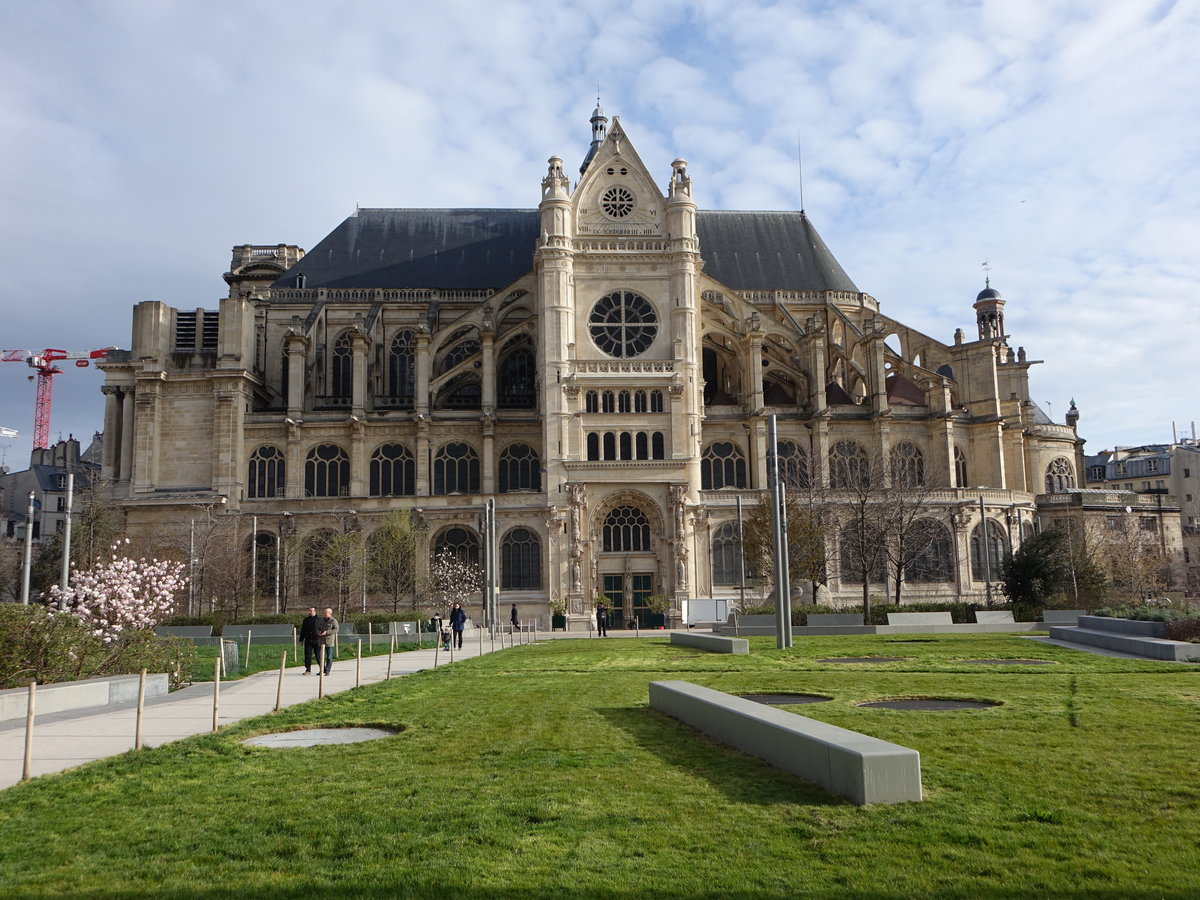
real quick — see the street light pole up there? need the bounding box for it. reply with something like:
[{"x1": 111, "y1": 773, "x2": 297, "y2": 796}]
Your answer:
[
  {"x1": 979, "y1": 494, "x2": 993, "y2": 606},
  {"x1": 20, "y1": 491, "x2": 35, "y2": 604},
  {"x1": 60, "y1": 473, "x2": 74, "y2": 591}
]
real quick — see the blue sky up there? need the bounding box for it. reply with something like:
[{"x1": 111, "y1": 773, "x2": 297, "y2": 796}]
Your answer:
[{"x1": 1, "y1": 0, "x2": 1197, "y2": 470}]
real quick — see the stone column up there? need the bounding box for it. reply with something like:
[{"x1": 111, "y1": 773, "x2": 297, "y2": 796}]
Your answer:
[
  {"x1": 285, "y1": 333, "x2": 307, "y2": 419},
  {"x1": 415, "y1": 328, "x2": 431, "y2": 417},
  {"x1": 350, "y1": 329, "x2": 371, "y2": 418},
  {"x1": 119, "y1": 388, "x2": 136, "y2": 487},
  {"x1": 100, "y1": 386, "x2": 120, "y2": 483},
  {"x1": 415, "y1": 417, "x2": 430, "y2": 497},
  {"x1": 481, "y1": 416, "x2": 496, "y2": 495}
]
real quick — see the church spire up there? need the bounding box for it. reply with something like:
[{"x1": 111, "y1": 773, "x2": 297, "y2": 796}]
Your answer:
[{"x1": 579, "y1": 94, "x2": 608, "y2": 175}]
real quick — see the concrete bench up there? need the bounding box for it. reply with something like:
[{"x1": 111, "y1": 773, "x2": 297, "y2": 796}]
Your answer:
[
  {"x1": 649, "y1": 681, "x2": 921, "y2": 805},
  {"x1": 807, "y1": 613, "x2": 863, "y2": 626},
  {"x1": 0, "y1": 673, "x2": 170, "y2": 723},
  {"x1": 886, "y1": 612, "x2": 953, "y2": 626},
  {"x1": 974, "y1": 611, "x2": 1015, "y2": 624},
  {"x1": 154, "y1": 626, "x2": 214, "y2": 640},
  {"x1": 222, "y1": 625, "x2": 295, "y2": 643},
  {"x1": 670, "y1": 633, "x2": 749, "y2": 654},
  {"x1": 1041, "y1": 610, "x2": 1083, "y2": 628}
]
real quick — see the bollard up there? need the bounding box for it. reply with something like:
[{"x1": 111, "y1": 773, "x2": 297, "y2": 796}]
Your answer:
[
  {"x1": 433, "y1": 639, "x2": 440, "y2": 668},
  {"x1": 387, "y1": 635, "x2": 395, "y2": 680},
  {"x1": 135, "y1": 669, "x2": 147, "y2": 749},
  {"x1": 356, "y1": 639, "x2": 362, "y2": 687},
  {"x1": 212, "y1": 657, "x2": 221, "y2": 732},
  {"x1": 368, "y1": 622, "x2": 373, "y2": 648},
  {"x1": 490, "y1": 625, "x2": 495, "y2": 653},
  {"x1": 22, "y1": 681, "x2": 35, "y2": 782},
  {"x1": 479, "y1": 625, "x2": 483, "y2": 655},
  {"x1": 293, "y1": 626, "x2": 298, "y2": 663},
  {"x1": 275, "y1": 651, "x2": 286, "y2": 712},
  {"x1": 245, "y1": 630, "x2": 253, "y2": 673},
  {"x1": 319, "y1": 660, "x2": 325, "y2": 698}
]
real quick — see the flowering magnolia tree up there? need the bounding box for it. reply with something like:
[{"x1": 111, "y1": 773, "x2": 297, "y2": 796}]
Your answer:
[
  {"x1": 47, "y1": 541, "x2": 187, "y2": 644},
  {"x1": 425, "y1": 550, "x2": 484, "y2": 616}
]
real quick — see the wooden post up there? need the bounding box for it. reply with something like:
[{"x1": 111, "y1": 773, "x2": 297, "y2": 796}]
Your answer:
[
  {"x1": 368, "y1": 622, "x2": 373, "y2": 647},
  {"x1": 387, "y1": 635, "x2": 394, "y2": 679},
  {"x1": 478, "y1": 625, "x2": 483, "y2": 655},
  {"x1": 433, "y1": 638, "x2": 439, "y2": 669},
  {"x1": 318, "y1": 658, "x2": 325, "y2": 698},
  {"x1": 22, "y1": 681, "x2": 35, "y2": 782},
  {"x1": 135, "y1": 668, "x2": 147, "y2": 749},
  {"x1": 275, "y1": 651, "x2": 286, "y2": 712},
  {"x1": 245, "y1": 630, "x2": 253, "y2": 673},
  {"x1": 211, "y1": 657, "x2": 220, "y2": 733},
  {"x1": 356, "y1": 639, "x2": 362, "y2": 687},
  {"x1": 293, "y1": 626, "x2": 298, "y2": 664}
]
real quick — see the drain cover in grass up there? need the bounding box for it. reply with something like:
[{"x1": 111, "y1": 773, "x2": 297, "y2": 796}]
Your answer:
[
  {"x1": 242, "y1": 727, "x2": 398, "y2": 748},
  {"x1": 738, "y1": 693, "x2": 832, "y2": 705},
  {"x1": 962, "y1": 658, "x2": 1053, "y2": 666},
  {"x1": 857, "y1": 698, "x2": 1000, "y2": 710},
  {"x1": 817, "y1": 657, "x2": 905, "y2": 664}
]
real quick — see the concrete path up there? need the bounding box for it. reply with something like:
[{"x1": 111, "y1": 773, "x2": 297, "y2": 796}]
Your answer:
[{"x1": 0, "y1": 631, "x2": 538, "y2": 791}]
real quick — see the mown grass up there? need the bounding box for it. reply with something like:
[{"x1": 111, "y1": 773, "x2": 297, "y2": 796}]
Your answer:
[
  {"x1": 0, "y1": 634, "x2": 1197, "y2": 898},
  {"x1": 188, "y1": 635, "x2": 426, "y2": 682}
]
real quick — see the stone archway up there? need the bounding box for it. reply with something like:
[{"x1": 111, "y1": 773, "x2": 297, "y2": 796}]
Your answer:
[{"x1": 591, "y1": 490, "x2": 666, "y2": 628}]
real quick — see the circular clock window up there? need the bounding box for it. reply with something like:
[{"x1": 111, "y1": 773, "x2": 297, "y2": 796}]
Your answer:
[
  {"x1": 589, "y1": 291, "x2": 657, "y2": 358},
  {"x1": 600, "y1": 186, "x2": 635, "y2": 219}
]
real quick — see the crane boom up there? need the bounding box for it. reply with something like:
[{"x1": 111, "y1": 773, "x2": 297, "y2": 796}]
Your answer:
[{"x1": 1, "y1": 347, "x2": 115, "y2": 449}]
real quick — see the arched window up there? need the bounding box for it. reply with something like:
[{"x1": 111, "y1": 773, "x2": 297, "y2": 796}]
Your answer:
[
  {"x1": 331, "y1": 331, "x2": 352, "y2": 400},
  {"x1": 776, "y1": 440, "x2": 809, "y2": 489},
  {"x1": 437, "y1": 373, "x2": 481, "y2": 409},
  {"x1": 620, "y1": 432, "x2": 632, "y2": 460},
  {"x1": 954, "y1": 446, "x2": 968, "y2": 488},
  {"x1": 499, "y1": 348, "x2": 536, "y2": 408},
  {"x1": 499, "y1": 443, "x2": 540, "y2": 492},
  {"x1": 652, "y1": 432, "x2": 665, "y2": 459},
  {"x1": 840, "y1": 521, "x2": 885, "y2": 584},
  {"x1": 970, "y1": 519, "x2": 1009, "y2": 582},
  {"x1": 603, "y1": 432, "x2": 616, "y2": 460},
  {"x1": 247, "y1": 445, "x2": 284, "y2": 498},
  {"x1": 587, "y1": 433, "x2": 600, "y2": 460},
  {"x1": 618, "y1": 390, "x2": 631, "y2": 413},
  {"x1": 602, "y1": 391, "x2": 615, "y2": 413},
  {"x1": 635, "y1": 432, "x2": 648, "y2": 460},
  {"x1": 370, "y1": 443, "x2": 415, "y2": 496},
  {"x1": 711, "y1": 521, "x2": 744, "y2": 586},
  {"x1": 434, "y1": 526, "x2": 480, "y2": 565},
  {"x1": 702, "y1": 442, "x2": 747, "y2": 490},
  {"x1": 830, "y1": 441, "x2": 870, "y2": 489},
  {"x1": 634, "y1": 391, "x2": 647, "y2": 413},
  {"x1": 305, "y1": 444, "x2": 349, "y2": 497},
  {"x1": 438, "y1": 332, "x2": 480, "y2": 374},
  {"x1": 501, "y1": 528, "x2": 541, "y2": 589},
  {"x1": 433, "y1": 443, "x2": 480, "y2": 495},
  {"x1": 387, "y1": 331, "x2": 415, "y2": 407},
  {"x1": 585, "y1": 391, "x2": 599, "y2": 413},
  {"x1": 1045, "y1": 457, "x2": 1075, "y2": 493},
  {"x1": 891, "y1": 442, "x2": 926, "y2": 488},
  {"x1": 650, "y1": 390, "x2": 664, "y2": 412},
  {"x1": 603, "y1": 505, "x2": 651, "y2": 552},
  {"x1": 905, "y1": 519, "x2": 954, "y2": 582}
]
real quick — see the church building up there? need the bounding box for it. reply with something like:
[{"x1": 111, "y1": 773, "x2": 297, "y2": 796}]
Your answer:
[{"x1": 98, "y1": 108, "x2": 1085, "y2": 626}]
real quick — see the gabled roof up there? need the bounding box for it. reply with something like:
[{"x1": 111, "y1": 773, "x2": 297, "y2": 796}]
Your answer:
[{"x1": 271, "y1": 208, "x2": 860, "y2": 295}]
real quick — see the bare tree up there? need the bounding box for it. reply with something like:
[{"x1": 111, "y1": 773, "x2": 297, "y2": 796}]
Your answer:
[{"x1": 367, "y1": 510, "x2": 418, "y2": 612}]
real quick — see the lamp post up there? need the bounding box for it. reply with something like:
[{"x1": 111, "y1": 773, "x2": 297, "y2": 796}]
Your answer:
[
  {"x1": 979, "y1": 494, "x2": 993, "y2": 606},
  {"x1": 60, "y1": 473, "x2": 74, "y2": 591},
  {"x1": 20, "y1": 491, "x2": 35, "y2": 604}
]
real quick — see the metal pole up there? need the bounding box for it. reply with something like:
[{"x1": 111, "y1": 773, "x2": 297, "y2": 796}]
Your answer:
[
  {"x1": 22, "y1": 681, "x2": 36, "y2": 781},
  {"x1": 60, "y1": 473, "x2": 74, "y2": 590},
  {"x1": 736, "y1": 494, "x2": 746, "y2": 614},
  {"x1": 188, "y1": 518, "x2": 196, "y2": 617},
  {"x1": 135, "y1": 668, "x2": 146, "y2": 749},
  {"x1": 20, "y1": 492, "x2": 35, "y2": 604},
  {"x1": 779, "y1": 483, "x2": 792, "y2": 648},
  {"x1": 274, "y1": 528, "x2": 282, "y2": 614},
  {"x1": 767, "y1": 416, "x2": 792, "y2": 649},
  {"x1": 250, "y1": 514, "x2": 258, "y2": 616},
  {"x1": 211, "y1": 657, "x2": 220, "y2": 732},
  {"x1": 980, "y1": 494, "x2": 993, "y2": 606}
]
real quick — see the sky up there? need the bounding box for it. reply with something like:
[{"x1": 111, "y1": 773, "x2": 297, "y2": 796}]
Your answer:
[{"x1": 1, "y1": 0, "x2": 1197, "y2": 471}]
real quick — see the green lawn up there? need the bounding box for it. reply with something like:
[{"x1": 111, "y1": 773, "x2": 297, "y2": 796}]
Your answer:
[{"x1": 1, "y1": 634, "x2": 1197, "y2": 898}]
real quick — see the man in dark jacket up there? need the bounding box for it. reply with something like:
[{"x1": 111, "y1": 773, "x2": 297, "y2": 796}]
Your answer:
[
  {"x1": 449, "y1": 602, "x2": 467, "y2": 649},
  {"x1": 596, "y1": 601, "x2": 608, "y2": 637},
  {"x1": 299, "y1": 607, "x2": 321, "y2": 674}
]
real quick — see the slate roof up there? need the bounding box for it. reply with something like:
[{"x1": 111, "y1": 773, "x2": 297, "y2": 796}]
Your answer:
[{"x1": 272, "y1": 208, "x2": 859, "y2": 294}]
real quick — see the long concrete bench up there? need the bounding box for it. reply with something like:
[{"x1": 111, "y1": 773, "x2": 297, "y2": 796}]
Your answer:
[
  {"x1": 807, "y1": 614, "x2": 863, "y2": 626},
  {"x1": 0, "y1": 673, "x2": 170, "y2": 723},
  {"x1": 222, "y1": 625, "x2": 295, "y2": 643},
  {"x1": 1040, "y1": 610, "x2": 1083, "y2": 628},
  {"x1": 974, "y1": 611, "x2": 1015, "y2": 624},
  {"x1": 887, "y1": 612, "x2": 953, "y2": 626},
  {"x1": 669, "y1": 633, "x2": 749, "y2": 654},
  {"x1": 154, "y1": 626, "x2": 214, "y2": 640},
  {"x1": 1049, "y1": 616, "x2": 1200, "y2": 662},
  {"x1": 649, "y1": 681, "x2": 921, "y2": 805}
]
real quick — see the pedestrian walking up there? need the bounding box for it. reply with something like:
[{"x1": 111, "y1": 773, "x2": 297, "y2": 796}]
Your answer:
[
  {"x1": 299, "y1": 606, "x2": 321, "y2": 673},
  {"x1": 449, "y1": 602, "x2": 467, "y2": 650},
  {"x1": 510, "y1": 603, "x2": 519, "y2": 633},
  {"x1": 317, "y1": 607, "x2": 338, "y2": 675},
  {"x1": 596, "y1": 601, "x2": 608, "y2": 637}
]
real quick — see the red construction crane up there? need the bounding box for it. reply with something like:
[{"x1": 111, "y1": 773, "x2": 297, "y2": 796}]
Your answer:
[{"x1": 1, "y1": 348, "x2": 114, "y2": 449}]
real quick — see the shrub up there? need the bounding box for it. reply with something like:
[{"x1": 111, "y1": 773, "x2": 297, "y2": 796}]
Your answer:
[{"x1": 1165, "y1": 618, "x2": 1200, "y2": 643}]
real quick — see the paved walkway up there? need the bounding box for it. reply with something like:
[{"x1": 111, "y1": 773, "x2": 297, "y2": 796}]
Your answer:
[{"x1": 0, "y1": 630, "x2": 539, "y2": 791}]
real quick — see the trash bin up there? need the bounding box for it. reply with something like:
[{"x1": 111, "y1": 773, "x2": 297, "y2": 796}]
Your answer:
[{"x1": 402, "y1": 623, "x2": 411, "y2": 635}]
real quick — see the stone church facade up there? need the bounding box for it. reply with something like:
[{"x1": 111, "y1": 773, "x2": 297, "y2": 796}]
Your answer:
[{"x1": 98, "y1": 110, "x2": 1084, "y2": 625}]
